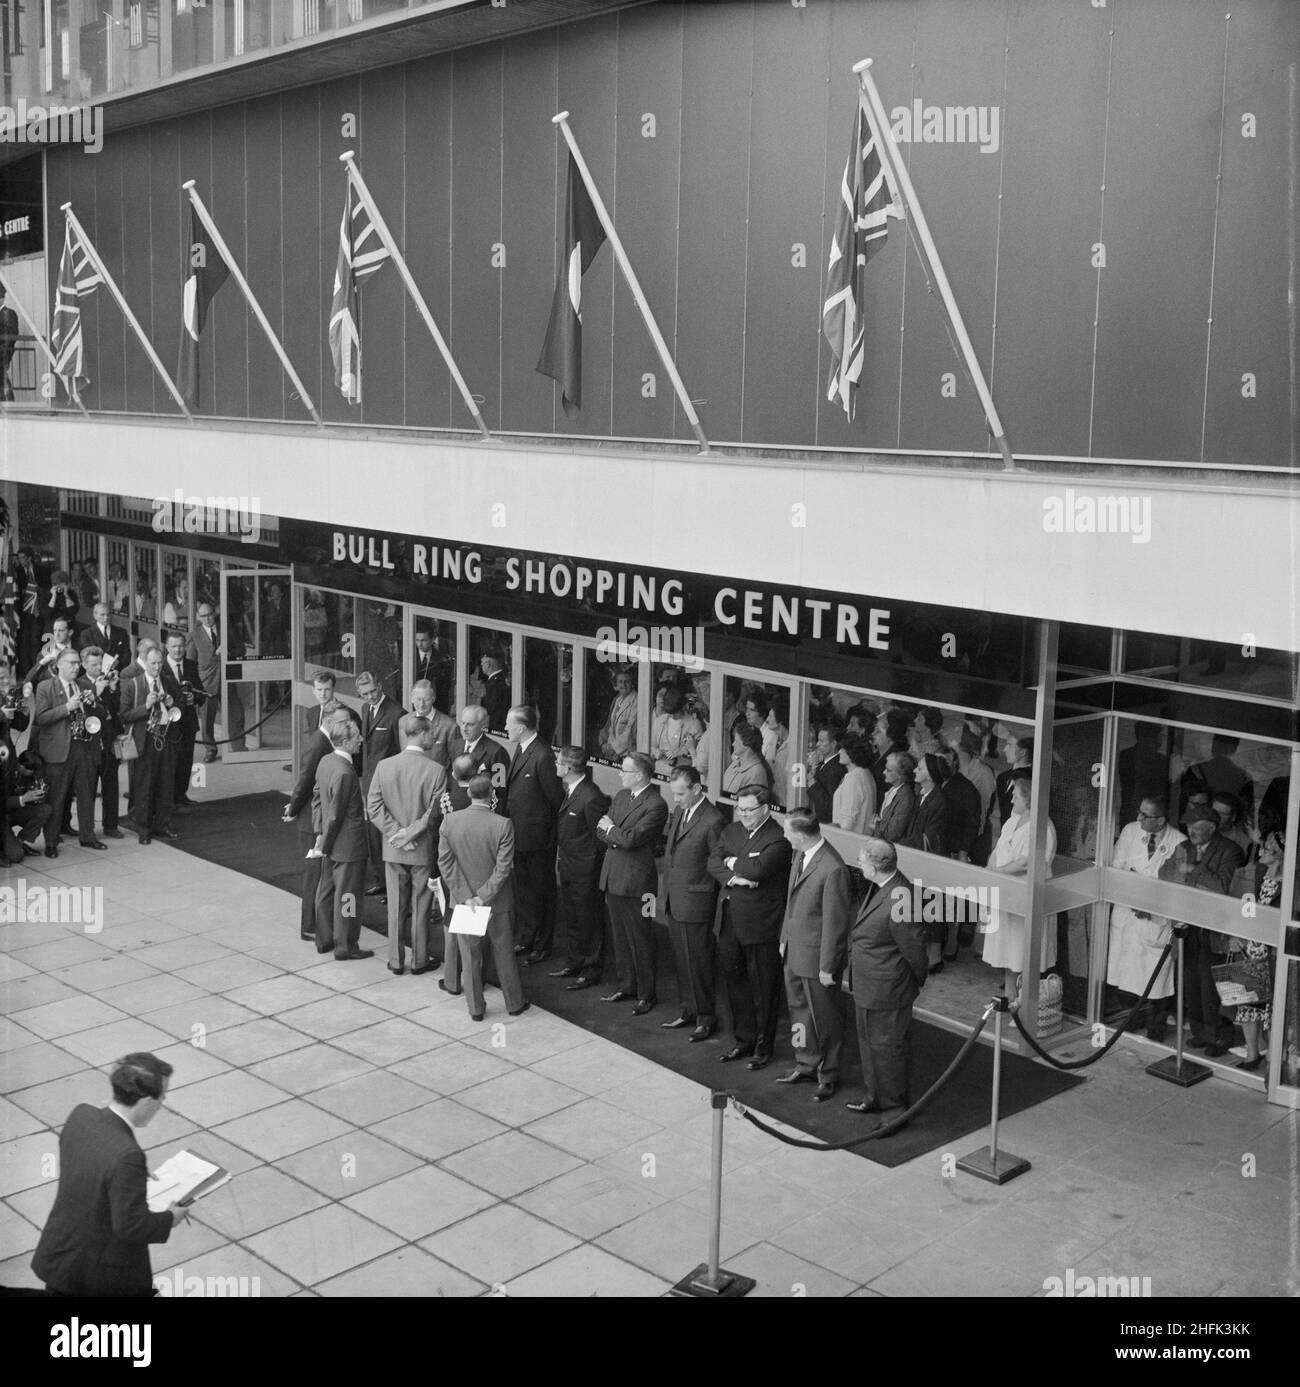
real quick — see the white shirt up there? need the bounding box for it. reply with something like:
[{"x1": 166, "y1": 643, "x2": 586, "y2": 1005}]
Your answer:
[{"x1": 797, "y1": 837, "x2": 826, "y2": 872}]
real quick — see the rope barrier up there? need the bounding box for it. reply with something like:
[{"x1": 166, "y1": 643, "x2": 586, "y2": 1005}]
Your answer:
[
  {"x1": 1009, "y1": 940, "x2": 1174, "y2": 1071},
  {"x1": 727, "y1": 1000, "x2": 994, "y2": 1151},
  {"x1": 197, "y1": 688, "x2": 293, "y2": 749}
]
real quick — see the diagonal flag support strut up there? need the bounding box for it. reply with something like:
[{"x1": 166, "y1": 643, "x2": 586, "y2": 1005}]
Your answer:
[
  {"x1": 854, "y1": 60, "x2": 1018, "y2": 474},
  {"x1": 339, "y1": 151, "x2": 490, "y2": 441},
  {"x1": 60, "y1": 203, "x2": 193, "y2": 422},
  {"x1": 551, "y1": 112, "x2": 709, "y2": 456},
  {"x1": 182, "y1": 181, "x2": 322, "y2": 426},
  {"x1": 0, "y1": 264, "x2": 90, "y2": 417}
]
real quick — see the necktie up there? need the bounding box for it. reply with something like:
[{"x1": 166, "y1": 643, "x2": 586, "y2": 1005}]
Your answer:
[
  {"x1": 152, "y1": 679, "x2": 161, "y2": 697},
  {"x1": 793, "y1": 851, "x2": 805, "y2": 881},
  {"x1": 1146, "y1": 834, "x2": 1156, "y2": 859}
]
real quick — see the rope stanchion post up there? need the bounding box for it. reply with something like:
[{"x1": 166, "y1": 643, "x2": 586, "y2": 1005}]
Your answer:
[
  {"x1": 671, "y1": 1092, "x2": 755, "y2": 1298},
  {"x1": 1145, "y1": 927, "x2": 1211, "y2": 1088},
  {"x1": 956, "y1": 996, "x2": 1032, "y2": 1185}
]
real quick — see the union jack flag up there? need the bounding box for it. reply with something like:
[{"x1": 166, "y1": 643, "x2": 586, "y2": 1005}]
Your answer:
[
  {"x1": 328, "y1": 178, "x2": 390, "y2": 406},
  {"x1": 50, "y1": 217, "x2": 104, "y2": 399}
]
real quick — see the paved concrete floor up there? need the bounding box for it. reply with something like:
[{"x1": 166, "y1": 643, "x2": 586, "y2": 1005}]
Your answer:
[{"x1": 2, "y1": 837, "x2": 1296, "y2": 1297}]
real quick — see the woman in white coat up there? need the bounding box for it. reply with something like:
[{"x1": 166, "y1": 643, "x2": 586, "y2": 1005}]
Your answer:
[{"x1": 981, "y1": 776, "x2": 1057, "y2": 996}]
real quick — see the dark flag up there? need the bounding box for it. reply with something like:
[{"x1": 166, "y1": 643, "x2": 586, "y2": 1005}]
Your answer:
[
  {"x1": 822, "y1": 89, "x2": 901, "y2": 421},
  {"x1": 50, "y1": 218, "x2": 104, "y2": 398},
  {"x1": 328, "y1": 178, "x2": 390, "y2": 406},
  {"x1": 177, "y1": 201, "x2": 231, "y2": 410},
  {"x1": 537, "y1": 153, "x2": 607, "y2": 415}
]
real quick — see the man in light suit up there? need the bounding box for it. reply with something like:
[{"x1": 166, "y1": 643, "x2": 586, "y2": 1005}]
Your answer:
[
  {"x1": 120, "y1": 646, "x2": 183, "y2": 846},
  {"x1": 449, "y1": 704, "x2": 512, "y2": 813},
  {"x1": 549, "y1": 746, "x2": 611, "y2": 989},
  {"x1": 405, "y1": 680, "x2": 457, "y2": 767},
  {"x1": 311, "y1": 710, "x2": 375, "y2": 961},
  {"x1": 438, "y1": 774, "x2": 528, "y2": 1021},
  {"x1": 708, "y1": 785, "x2": 792, "y2": 1069},
  {"x1": 504, "y1": 704, "x2": 563, "y2": 960},
  {"x1": 35, "y1": 646, "x2": 108, "y2": 856},
  {"x1": 844, "y1": 839, "x2": 928, "y2": 1133},
  {"x1": 185, "y1": 600, "x2": 230, "y2": 760},
  {"x1": 356, "y1": 669, "x2": 407, "y2": 897},
  {"x1": 657, "y1": 766, "x2": 725, "y2": 1040},
  {"x1": 281, "y1": 674, "x2": 342, "y2": 940},
  {"x1": 32, "y1": 1052, "x2": 190, "y2": 1297},
  {"x1": 598, "y1": 751, "x2": 668, "y2": 1014},
  {"x1": 368, "y1": 714, "x2": 448, "y2": 975},
  {"x1": 776, "y1": 809, "x2": 851, "y2": 1101}
]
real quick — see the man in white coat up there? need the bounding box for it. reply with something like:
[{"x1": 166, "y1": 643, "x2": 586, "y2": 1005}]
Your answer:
[{"x1": 1106, "y1": 795, "x2": 1185, "y2": 1040}]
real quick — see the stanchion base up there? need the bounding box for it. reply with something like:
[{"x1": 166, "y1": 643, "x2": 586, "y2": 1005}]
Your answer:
[
  {"x1": 955, "y1": 1148, "x2": 1032, "y2": 1185},
  {"x1": 1146, "y1": 1054, "x2": 1211, "y2": 1087},
  {"x1": 670, "y1": 1263, "x2": 757, "y2": 1298}
]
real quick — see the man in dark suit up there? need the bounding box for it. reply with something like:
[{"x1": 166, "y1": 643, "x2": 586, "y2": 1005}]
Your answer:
[
  {"x1": 709, "y1": 785, "x2": 792, "y2": 1069},
  {"x1": 163, "y1": 631, "x2": 206, "y2": 808},
  {"x1": 805, "y1": 722, "x2": 847, "y2": 823},
  {"x1": 438, "y1": 774, "x2": 528, "y2": 1021},
  {"x1": 598, "y1": 752, "x2": 668, "y2": 1014},
  {"x1": 80, "y1": 646, "x2": 124, "y2": 840},
  {"x1": 406, "y1": 680, "x2": 457, "y2": 767},
  {"x1": 120, "y1": 647, "x2": 183, "y2": 846},
  {"x1": 34, "y1": 647, "x2": 107, "y2": 857},
  {"x1": 657, "y1": 766, "x2": 725, "y2": 1040},
  {"x1": 776, "y1": 810, "x2": 851, "y2": 1101},
  {"x1": 449, "y1": 705, "x2": 512, "y2": 813},
  {"x1": 281, "y1": 674, "x2": 343, "y2": 940},
  {"x1": 479, "y1": 652, "x2": 511, "y2": 734},
  {"x1": 185, "y1": 600, "x2": 228, "y2": 760},
  {"x1": 32, "y1": 1052, "x2": 190, "y2": 1297},
  {"x1": 356, "y1": 668, "x2": 407, "y2": 896},
  {"x1": 412, "y1": 628, "x2": 454, "y2": 708},
  {"x1": 311, "y1": 710, "x2": 374, "y2": 961},
  {"x1": 78, "y1": 600, "x2": 131, "y2": 670},
  {"x1": 504, "y1": 704, "x2": 563, "y2": 960},
  {"x1": 1158, "y1": 806, "x2": 1246, "y2": 1056},
  {"x1": 368, "y1": 714, "x2": 448, "y2": 975},
  {"x1": 844, "y1": 839, "x2": 928, "y2": 1133},
  {"x1": 549, "y1": 746, "x2": 611, "y2": 989}
]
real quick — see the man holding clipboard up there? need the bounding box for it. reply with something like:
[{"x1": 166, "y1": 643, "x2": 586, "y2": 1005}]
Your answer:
[{"x1": 437, "y1": 774, "x2": 529, "y2": 1022}]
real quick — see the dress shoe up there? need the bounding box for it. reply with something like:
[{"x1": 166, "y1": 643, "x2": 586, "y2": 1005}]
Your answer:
[
  {"x1": 774, "y1": 1069, "x2": 816, "y2": 1086},
  {"x1": 660, "y1": 1016, "x2": 693, "y2": 1030},
  {"x1": 44, "y1": 846, "x2": 59, "y2": 858},
  {"x1": 719, "y1": 1046, "x2": 754, "y2": 1063},
  {"x1": 155, "y1": 829, "x2": 180, "y2": 842},
  {"x1": 20, "y1": 841, "x2": 41, "y2": 856},
  {"x1": 508, "y1": 1002, "x2": 531, "y2": 1017},
  {"x1": 438, "y1": 981, "x2": 463, "y2": 995},
  {"x1": 335, "y1": 948, "x2": 375, "y2": 961},
  {"x1": 601, "y1": 990, "x2": 636, "y2": 1003},
  {"x1": 138, "y1": 835, "x2": 151, "y2": 846},
  {"x1": 102, "y1": 828, "x2": 124, "y2": 839},
  {"x1": 388, "y1": 964, "x2": 406, "y2": 975},
  {"x1": 565, "y1": 975, "x2": 601, "y2": 991},
  {"x1": 942, "y1": 950, "x2": 960, "y2": 962},
  {"x1": 1185, "y1": 1037, "x2": 1212, "y2": 1050},
  {"x1": 1144, "y1": 1027, "x2": 1168, "y2": 1041},
  {"x1": 1202, "y1": 1044, "x2": 1229, "y2": 1058},
  {"x1": 1235, "y1": 1055, "x2": 1264, "y2": 1071},
  {"x1": 79, "y1": 839, "x2": 108, "y2": 850},
  {"x1": 813, "y1": 1082, "x2": 836, "y2": 1102},
  {"x1": 411, "y1": 962, "x2": 437, "y2": 976},
  {"x1": 364, "y1": 885, "x2": 386, "y2": 897},
  {"x1": 204, "y1": 750, "x2": 219, "y2": 764},
  {"x1": 175, "y1": 796, "x2": 194, "y2": 806},
  {"x1": 745, "y1": 1053, "x2": 773, "y2": 1071},
  {"x1": 688, "y1": 1025, "x2": 715, "y2": 1043},
  {"x1": 172, "y1": 801, "x2": 193, "y2": 811},
  {"x1": 316, "y1": 944, "x2": 333, "y2": 954},
  {"x1": 845, "y1": 1100, "x2": 882, "y2": 1114},
  {"x1": 514, "y1": 944, "x2": 529, "y2": 955},
  {"x1": 470, "y1": 1012, "x2": 485, "y2": 1022},
  {"x1": 300, "y1": 932, "x2": 316, "y2": 942},
  {"x1": 526, "y1": 949, "x2": 551, "y2": 964},
  {"x1": 928, "y1": 961, "x2": 945, "y2": 976},
  {"x1": 549, "y1": 965, "x2": 581, "y2": 978},
  {"x1": 631, "y1": 1000, "x2": 655, "y2": 1016}
]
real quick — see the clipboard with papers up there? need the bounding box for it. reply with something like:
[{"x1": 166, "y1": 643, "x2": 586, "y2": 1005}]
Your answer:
[
  {"x1": 146, "y1": 1149, "x2": 232, "y2": 1211},
  {"x1": 447, "y1": 903, "x2": 491, "y2": 937}
]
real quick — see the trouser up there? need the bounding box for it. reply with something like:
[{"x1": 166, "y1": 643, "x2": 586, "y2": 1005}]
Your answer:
[
  {"x1": 1184, "y1": 928, "x2": 1233, "y2": 1046},
  {"x1": 92, "y1": 746, "x2": 119, "y2": 831},
  {"x1": 364, "y1": 822, "x2": 385, "y2": 890},
  {"x1": 10, "y1": 801, "x2": 52, "y2": 845},
  {"x1": 385, "y1": 860, "x2": 431, "y2": 969},
  {"x1": 173, "y1": 727, "x2": 196, "y2": 802},
  {"x1": 608, "y1": 891, "x2": 657, "y2": 1002},
  {"x1": 456, "y1": 909, "x2": 526, "y2": 1016},
  {"x1": 315, "y1": 855, "x2": 365, "y2": 956},
  {"x1": 200, "y1": 693, "x2": 220, "y2": 748},
  {"x1": 666, "y1": 913, "x2": 717, "y2": 1026},
  {"x1": 513, "y1": 845, "x2": 557, "y2": 952},
  {"x1": 855, "y1": 1002, "x2": 914, "y2": 1115},
  {"x1": 716, "y1": 912, "x2": 782, "y2": 1057},
  {"x1": 45, "y1": 743, "x2": 100, "y2": 846},
  {"x1": 133, "y1": 739, "x2": 176, "y2": 835},
  {"x1": 783, "y1": 963, "x2": 844, "y2": 1082},
  {"x1": 224, "y1": 689, "x2": 247, "y2": 752},
  {"x1": 298, "y1": 828, "x2": 323, "y2": 937},
  {"x1": 556, "y1": 869, "x2": 605, "y2": 975}
]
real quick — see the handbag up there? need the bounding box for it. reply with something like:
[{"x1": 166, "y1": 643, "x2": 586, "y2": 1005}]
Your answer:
[
  {"x1": 113, "y1": 731, "x2": 139, "y2": 763},
  {"x1": 1212, "y1": 951, "x2": 1261, "y2": 1007}
]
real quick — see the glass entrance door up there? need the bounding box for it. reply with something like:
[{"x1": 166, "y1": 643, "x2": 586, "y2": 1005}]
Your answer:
[{"x1": 220, "y1": 568, "x2": 293, "y2": 762}]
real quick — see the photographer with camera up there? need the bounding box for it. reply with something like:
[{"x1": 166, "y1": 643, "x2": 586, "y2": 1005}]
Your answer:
[
  {"x1": 45, "y1": 569, "x2": 81, "y2": 629},
  {"x1": 23, "y1": 617, "x2": 76, "y2": 688},
  {"x1": 80, "y1": 646, "x2": 125, "y2": 840},
  {"x1": 1, "y1": 745, "x2": 52, "y2": 861},
  {"x1": 163, "y1": 632, "x2": 206, "y2": 809},
  {"x1": 122, "y1": 647, "x2": 183, "y2": 845},
  {"x1": 34, "y1": 647, "x2": 107, "y2": 858}
]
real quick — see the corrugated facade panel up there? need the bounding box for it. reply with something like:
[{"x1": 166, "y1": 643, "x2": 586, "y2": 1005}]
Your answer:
[
  {"x1": 118, "y1": 128, "x2": 156, "y2": 415},
  {"x1": 148, "y1": 122, "x2": 182, "y2": 420},
  {"x1": 280, "y1": 86, "x2": 325, "y2": 425},
  {"x1": 208, "y1": 103, "x2": 250, "y2": 422},
  {"x1": 242, "y1": 95, "x2": 287, "y2": 424}
]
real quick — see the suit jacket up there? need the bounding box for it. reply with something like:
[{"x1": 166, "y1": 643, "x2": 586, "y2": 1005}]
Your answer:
[
  {"x1": 708, "y1": 815, "x2": 792, "y2": 945},
  {"x1": 657, "y1": 798, "x2": 725, "y2": 924},
  {"x1": 359, "y1": 696, "x2": 407, "y2": 792},
  {"x1": 944, "y1": 773, "x2": 983, "y2": 858},
  {"x1": 366, "y1": 748, "x2": 448, "y2": 865},
  {"x1": 556, "y1": 777, "x2": 610, "y2": 879},
  {"x1": 287, "y1": 726, "x2": 334, "y2": 834},
  {"x1": 807, "y1": 756, "x2": 846, "y2": 823},
  {"x1": 481, "y1": 670, "x2": 511, "y2": 732},
  {"x1": 849, "y1": 870, "x2": 928, "y2": 1011},
  {"x1": 163, "y1": 655, "x2": 206, "y2": 736},
  {"x1": 120, "y1": 666, "x2": 184, "y2": 755},
  {"x1": 875, "y1": 781, "x2": 918, "y2": 843},
  {"x1": 31, "y1": 1104, "x2": 174, "y2": 1297},
  {"x1": 78, "y1": 620, "x2": 131, "y2": 670},
  {"x1": 438, "y1": 804, "x2": 515, "y2": 915},
  {"x1": 506, "y1": 736, "x2": 563, "y2": 851},
  {"x1": 314, "y1": 751, "x2": 368, "y2": 862},
  {"x1": 34, "y1": 672, "x2": 99, "y2": 764},
  {"x1": 598, "y1": 784, "x2": 668, "y2": 896},
  {"x1": 185, "y1": 623, "x2": 222, "y2": 696},
  {"x1": 409, "y1": 708, "x2": 457, "y2": 768},
  {"x1": 1157, "y1": 831, "x2": 1245, "y2": 896},
  {"x1": 449, "y1": 733, "x2": 512, "y2": 814},
  {"x1": 900, "y1": 785, "x2": 950, "y2": 856},
  {"x1": 781, "y1": 840, "x2": 851, "y2": 978}
]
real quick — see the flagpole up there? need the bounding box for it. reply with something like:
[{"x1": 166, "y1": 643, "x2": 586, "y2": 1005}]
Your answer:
[
  {"x1": 182, "y1": 181, "x2": 323, "y2": 426},
  {"x1": 0, "y1": 265, "x2": 90, "y2": 417},
  {"x1": 339, "y1": 152, "x2": 490, "y2": 441},
  {"x1": 552, "y1": 113, "x2": 710, "y2": 455},
  {"x1": 59, "y1": 203, "x2": 194, "y2": 423},
  {"x1": 854, "y1": 61, "x2": 1017, "y2": 473}
]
